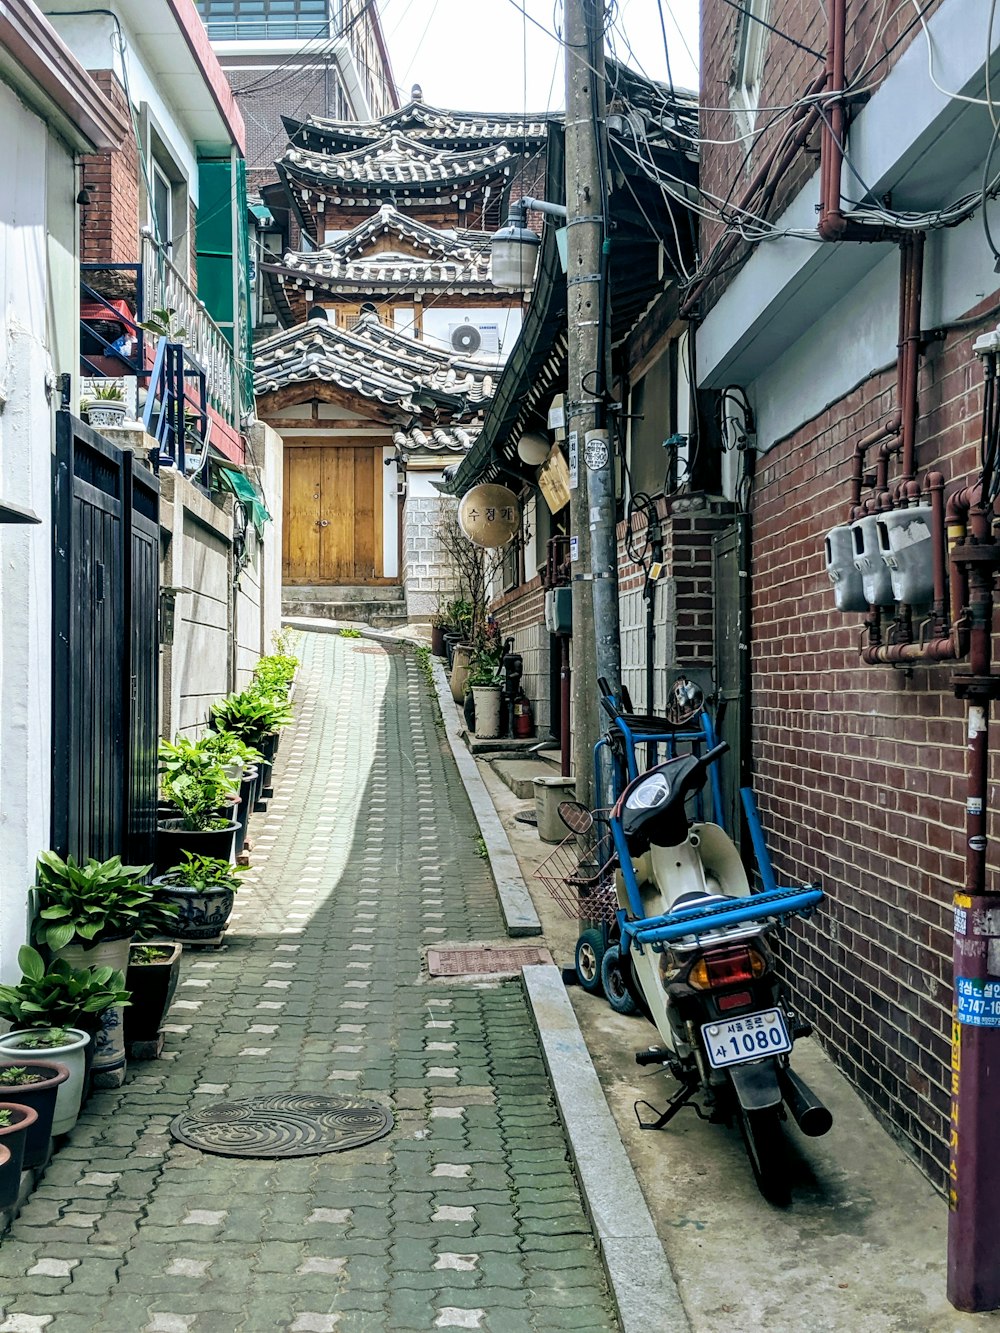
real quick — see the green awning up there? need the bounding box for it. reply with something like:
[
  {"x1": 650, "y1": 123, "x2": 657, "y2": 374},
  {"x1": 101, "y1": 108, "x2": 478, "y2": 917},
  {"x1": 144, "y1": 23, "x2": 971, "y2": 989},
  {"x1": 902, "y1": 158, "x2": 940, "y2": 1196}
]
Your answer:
[
  {"x1": 215, "y1": 463, "x2": 271, "y2": 534},
  {"x1": 249, "y1": 203, "x2": 275, "y2": 227}
]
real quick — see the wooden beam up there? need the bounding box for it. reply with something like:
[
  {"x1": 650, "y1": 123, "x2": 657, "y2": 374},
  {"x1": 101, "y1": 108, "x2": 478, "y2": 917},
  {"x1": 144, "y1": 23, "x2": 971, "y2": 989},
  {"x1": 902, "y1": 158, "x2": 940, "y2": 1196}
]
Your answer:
[{"x1": 256, "y1": 381, "x2": 407, "y2": 425}]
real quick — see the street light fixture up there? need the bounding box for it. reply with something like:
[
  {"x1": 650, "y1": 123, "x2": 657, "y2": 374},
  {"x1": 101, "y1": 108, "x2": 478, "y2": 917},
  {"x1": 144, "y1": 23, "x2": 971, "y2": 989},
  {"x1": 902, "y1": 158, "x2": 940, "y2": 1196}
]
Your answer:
[{"x1": 490, "y1": 197, "x2": 568, "y2": 290}]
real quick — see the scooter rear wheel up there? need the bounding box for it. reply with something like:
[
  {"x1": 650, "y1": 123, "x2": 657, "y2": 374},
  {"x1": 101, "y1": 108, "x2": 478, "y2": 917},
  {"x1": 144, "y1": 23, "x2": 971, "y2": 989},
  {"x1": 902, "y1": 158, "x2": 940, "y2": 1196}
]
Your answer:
[
  {"x1": 737, "y1": 1105, "x2": 790, "y2": 1206},
  {"x1": 601, "y1": 944, "x2": 639, "y2": 1015},
  {"x1": 574, "y1": 929, "x2": 607, "y2": 994}
]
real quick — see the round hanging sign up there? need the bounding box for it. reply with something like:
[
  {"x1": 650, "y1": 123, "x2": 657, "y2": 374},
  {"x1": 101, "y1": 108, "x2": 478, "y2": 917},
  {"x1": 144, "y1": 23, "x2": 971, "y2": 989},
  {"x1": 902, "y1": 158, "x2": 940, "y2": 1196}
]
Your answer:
[
  {"x1": 459, "y1": 484, "x2": 520, "y2": 548},
  {"x1": 584, "y1": 437, "x2": 610, "y2": 471}
]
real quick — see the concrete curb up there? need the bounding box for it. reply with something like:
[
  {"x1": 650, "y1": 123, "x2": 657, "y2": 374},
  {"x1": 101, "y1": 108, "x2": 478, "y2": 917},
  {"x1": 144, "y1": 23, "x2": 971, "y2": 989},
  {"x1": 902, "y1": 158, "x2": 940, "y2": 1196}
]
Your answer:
[
  {"x1": 429, "y1": 656, "x2": 542, "y2": 938},
  {"x1": 523, "y1": 964, "x2": 691, "y2": 1333}
]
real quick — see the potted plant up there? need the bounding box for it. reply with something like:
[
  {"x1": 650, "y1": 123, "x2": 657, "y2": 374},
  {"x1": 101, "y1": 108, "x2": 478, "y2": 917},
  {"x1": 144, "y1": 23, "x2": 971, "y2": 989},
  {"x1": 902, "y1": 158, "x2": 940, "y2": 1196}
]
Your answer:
[
  {"x1": 468, "y1": 649, "x2": 503, "y2": 739},
  {"x1": 0, "y1": 1064, "x2": 69, "y2": 1167},
  {"x1": 82, "y1": 381, "x2": 127, "y2": 428},
  {"x1": 33, "y1": 851, "x2": 157, "y2": 974},
  {"x1": 0, "y1": 1030, "x2": 90, "y2": 1137},
  {"x1": 0, "y1": 1104, "x2": 37, "y2": 1208},
  {"x1": 0, "y1": 947, "x2": 128, "y2": 1131},
  {"x1": 210, "y1": 688, "x2": 294, "y2": 796},
  {"x1": 155, "y1": 852, "x2": 246, "y2": 942},
  {"x1": 157, "y1": 737, "x2": 241, "y2": 871},
  {"x1": 0, "y1": 1143, "x2": 16, "y2": 1211},
  {"x1": 124, "y1": 942, "x2": 183, "y2": 1049},
  {"x1": 197, "y1": 732, "x2": 262, "y2": 855}
]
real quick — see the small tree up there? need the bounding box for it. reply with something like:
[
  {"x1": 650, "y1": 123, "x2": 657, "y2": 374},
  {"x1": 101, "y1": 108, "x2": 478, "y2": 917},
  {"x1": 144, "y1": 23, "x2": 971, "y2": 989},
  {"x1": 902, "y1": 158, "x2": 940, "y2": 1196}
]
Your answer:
[{"x1": 435, "y1": 511, "x2": 504, "y2": 650}]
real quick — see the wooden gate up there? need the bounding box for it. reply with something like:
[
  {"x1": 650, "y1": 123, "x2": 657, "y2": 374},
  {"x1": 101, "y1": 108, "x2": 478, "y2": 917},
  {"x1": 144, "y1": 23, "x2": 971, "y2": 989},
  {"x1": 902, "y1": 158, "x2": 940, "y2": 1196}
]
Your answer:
[
  {"x1": 52, "y1": 412, "x2": 160, "y2": 865},
  {"x1": 283, "y1": 444, "x2": 385, "y2": 584}
]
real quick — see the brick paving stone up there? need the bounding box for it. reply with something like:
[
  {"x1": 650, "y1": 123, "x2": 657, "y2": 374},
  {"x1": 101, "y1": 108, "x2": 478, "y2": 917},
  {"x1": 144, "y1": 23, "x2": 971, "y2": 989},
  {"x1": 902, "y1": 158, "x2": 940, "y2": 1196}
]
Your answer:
[{"x1": 0, "y1": 634, "x2": 616, "y2": 1331}]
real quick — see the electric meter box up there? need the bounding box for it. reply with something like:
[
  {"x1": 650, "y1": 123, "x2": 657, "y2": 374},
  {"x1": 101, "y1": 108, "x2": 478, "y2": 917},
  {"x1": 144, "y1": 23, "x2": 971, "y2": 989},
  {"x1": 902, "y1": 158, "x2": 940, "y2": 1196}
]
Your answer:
[
  {"x1": 851, "y1": 515, "x2": 894, "y2": 607},
  {"x1": 877, "y1": 505, "x2": 934, "y2": 604},
  {"x1": 825, "y1": 525, "x2": 868, "y2": 612},
  {"x1": 544, "y1": 587, "x2": 572, "y2": 635}
]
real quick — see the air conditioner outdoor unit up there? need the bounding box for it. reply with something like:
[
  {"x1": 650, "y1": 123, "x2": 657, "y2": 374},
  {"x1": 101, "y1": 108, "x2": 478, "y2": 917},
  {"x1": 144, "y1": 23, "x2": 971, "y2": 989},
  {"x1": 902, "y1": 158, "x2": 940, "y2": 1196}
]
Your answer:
[{"x1": 448, "y1": 321, "x2": 500, "y2": 356}]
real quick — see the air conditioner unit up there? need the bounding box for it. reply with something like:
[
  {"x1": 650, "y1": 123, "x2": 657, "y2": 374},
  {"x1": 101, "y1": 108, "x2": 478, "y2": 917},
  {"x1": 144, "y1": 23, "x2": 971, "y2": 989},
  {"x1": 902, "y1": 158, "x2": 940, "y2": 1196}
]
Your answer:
[{"x1": 448, "y1": 321, "x2": 500, "y2": 356}]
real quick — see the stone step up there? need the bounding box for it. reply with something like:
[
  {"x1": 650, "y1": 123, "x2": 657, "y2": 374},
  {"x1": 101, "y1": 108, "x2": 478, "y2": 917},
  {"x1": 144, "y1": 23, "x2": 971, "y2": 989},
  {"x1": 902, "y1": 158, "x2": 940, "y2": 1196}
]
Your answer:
[
  {"x1": 487, "y1": 755, "x2": 564, "y2": 800},
  {"x1": 285, "y1": 584, "x2": 405, "y2": 604},
  {"x1": 282, "y1": 598, "x2": 409, "y2": 629}
]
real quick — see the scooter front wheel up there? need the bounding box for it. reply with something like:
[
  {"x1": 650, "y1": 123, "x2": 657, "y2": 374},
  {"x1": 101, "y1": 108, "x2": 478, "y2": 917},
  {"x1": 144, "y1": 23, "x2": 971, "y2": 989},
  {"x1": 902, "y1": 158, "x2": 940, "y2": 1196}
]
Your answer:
[
  {"x1": 737, "y1": 1104, "x2": 789, "y2": 1206},
  {"x1": 601, "y1": 944, "x2": 639, "y2": 1015},
  {"x1": 574, "y1": 929, "x2": 607, "y2": 994}
]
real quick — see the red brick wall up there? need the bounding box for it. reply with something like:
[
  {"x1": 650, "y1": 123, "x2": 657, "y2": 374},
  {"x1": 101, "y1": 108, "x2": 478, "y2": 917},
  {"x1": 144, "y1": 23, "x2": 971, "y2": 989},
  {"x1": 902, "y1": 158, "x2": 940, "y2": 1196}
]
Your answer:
[
  {"x1": 751, "y1": 309, "x2": 988, "y2": 1188},
  {"x1": 79, "y1": 71, "x2": 138, "y2": 265},
  {"x1": 491, "y1": 577, "x2": 544, "y2": 637},
  {"x1": 699, "y1": 0, "x2": 944, "y2": 301}
]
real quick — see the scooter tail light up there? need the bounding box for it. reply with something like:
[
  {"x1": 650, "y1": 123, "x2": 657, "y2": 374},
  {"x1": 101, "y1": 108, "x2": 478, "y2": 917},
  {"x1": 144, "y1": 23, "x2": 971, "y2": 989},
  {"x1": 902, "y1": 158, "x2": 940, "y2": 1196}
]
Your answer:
[
  {"x1": 687, "y1": 944, "x2": 767, "y2": 990},
  {"x1": 718, "y1": 990, "x2": 753, "y2": 1011}
]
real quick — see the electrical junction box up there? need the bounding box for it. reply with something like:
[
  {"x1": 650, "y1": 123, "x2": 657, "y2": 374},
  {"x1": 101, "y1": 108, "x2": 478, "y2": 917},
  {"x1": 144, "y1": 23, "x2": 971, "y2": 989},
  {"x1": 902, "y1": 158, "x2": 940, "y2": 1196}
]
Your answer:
[
  {"x1": 851, "y1": 515, "x2": 894, "y2": 607},
  {"x1": 877, "y1": 505, "x2": 934, "y2": 604},
  {"x1": 825, "y1": 525, "x2": 868, "y2": 612},
  {"x1": 545, "y1": 587, "x2": 572, "y2": 635}
]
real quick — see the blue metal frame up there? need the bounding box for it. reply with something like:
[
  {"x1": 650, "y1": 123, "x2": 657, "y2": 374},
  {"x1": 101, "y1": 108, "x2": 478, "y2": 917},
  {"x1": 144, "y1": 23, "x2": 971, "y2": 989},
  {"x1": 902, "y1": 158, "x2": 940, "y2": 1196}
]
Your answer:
[
  {"x1": 142, "y1": 340, "x2": 209, "y2": 476},
  {"x1": 594, "y1": 704, "x2": 724, "y2": 825},
  {"x1": 80, "y1": 262, "x2": 145, "y2": 378}
]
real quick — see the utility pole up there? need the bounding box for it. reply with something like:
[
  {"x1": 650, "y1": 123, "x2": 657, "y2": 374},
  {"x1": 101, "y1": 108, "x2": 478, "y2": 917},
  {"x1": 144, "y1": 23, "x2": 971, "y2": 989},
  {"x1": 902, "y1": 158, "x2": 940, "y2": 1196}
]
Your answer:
[{"x1": 564, "y1": 0, "x2": 620, "y2": 809}]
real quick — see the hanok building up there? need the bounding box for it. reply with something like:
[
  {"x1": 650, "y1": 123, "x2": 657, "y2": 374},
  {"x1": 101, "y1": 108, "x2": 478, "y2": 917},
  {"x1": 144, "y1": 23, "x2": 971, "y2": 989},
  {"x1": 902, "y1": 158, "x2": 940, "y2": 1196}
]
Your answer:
[{"x1": 254, "y1": 93, "x2": 549, "y2": 625}]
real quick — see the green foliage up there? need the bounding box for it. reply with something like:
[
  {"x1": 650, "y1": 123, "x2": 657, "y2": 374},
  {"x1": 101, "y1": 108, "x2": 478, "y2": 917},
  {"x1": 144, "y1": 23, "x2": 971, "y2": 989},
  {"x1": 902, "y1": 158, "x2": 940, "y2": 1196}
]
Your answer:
[
  {"x1": 338, "y1": 628, "x2": 362, "y2": 639},
  {"x1": 0, "y1": 1067, "x2": 45, "y2": 1087},
  {"x1": 33, "y1": 851, "x2": 160, "y2": 951},
  {"x1": 14, "y1": 1028, "x2": 72, "y2": 1050},
  {"x1": 89, "y1": 382, "x2": 125, "y2": 402},
  {"x1": 160, "y1": 852, "x2": 246, "y2": 895},
  {"x1": 138, "y1": 306, "x2": 187, "y2": 341},
  {"x1": 271, "y1": 626, "x2": 300, "y2": 657},
  {"x1": 159, "y1": 737, "x2": 236, "y2": 832},
  {"x1": 0, "y1": 1110, "x2": 13, "y2": 1127},
  {"x1": 197, "y1": 731, "x2": 262, "y2": 768},
  {"x1": 130, "y1": 944, "x2": 175, "y2": 965},
  {"x1": 253, "y1": 653, "x2": 299, "y2": 695},
  {"x1": 474, "y1": 836, "x2": 488, "y2": 860},
  {"x1": 413, "y1": 644, "x2": 433, "y2": 687},
  {"x1": 442, "y1": 598, "x2": 474, "y2": 637},
  {"x1": 210, "y1": 689, "x2": 294, "y2": 748},
  {"x1": 0, "y1": 947, "x2": 129, "y2": 1028}
]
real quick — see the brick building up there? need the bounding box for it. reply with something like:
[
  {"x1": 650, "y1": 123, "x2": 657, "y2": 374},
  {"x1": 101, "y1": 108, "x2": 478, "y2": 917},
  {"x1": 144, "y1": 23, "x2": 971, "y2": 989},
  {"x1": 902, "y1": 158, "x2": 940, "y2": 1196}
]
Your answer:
[{"x1": 693, "y1": 0, "x2": 999, "y2": 1188}]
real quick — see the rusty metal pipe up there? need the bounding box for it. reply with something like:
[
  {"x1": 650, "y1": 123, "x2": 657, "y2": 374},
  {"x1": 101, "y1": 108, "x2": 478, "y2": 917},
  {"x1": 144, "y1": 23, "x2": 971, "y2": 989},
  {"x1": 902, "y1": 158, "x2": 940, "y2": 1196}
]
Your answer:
[
  {"x1": 899, "y1": 235, "x2": 925, "y2": 486},
  {"x1": 861, "y1": 637, "x2": 956, "y2": 665},
  {"x1": 817, "y1": 0, "x2": 847, "y2": 240},
  {"x1": 851, "y1": 416, "x2": 901, "y2": 516}
]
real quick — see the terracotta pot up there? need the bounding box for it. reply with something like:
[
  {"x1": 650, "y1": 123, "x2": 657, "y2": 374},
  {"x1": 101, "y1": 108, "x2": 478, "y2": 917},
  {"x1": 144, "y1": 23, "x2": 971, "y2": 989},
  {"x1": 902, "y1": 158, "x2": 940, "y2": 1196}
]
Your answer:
[
  {"x1": 0, "y1": 1102, "x2": 38, "y2": 1192},
  {"x1": 155, "y1": 819, "x2": 239, "y2": 872},
  {"x1": 0, "y1": 1030, "x2": 90, "y2": 1135},
  {"x1": 0, "y1": 1063, "x2": 69, "y2": 1167},
  {"x1": 124, "y1": 942, "x2": 183, "y2": 1045}
]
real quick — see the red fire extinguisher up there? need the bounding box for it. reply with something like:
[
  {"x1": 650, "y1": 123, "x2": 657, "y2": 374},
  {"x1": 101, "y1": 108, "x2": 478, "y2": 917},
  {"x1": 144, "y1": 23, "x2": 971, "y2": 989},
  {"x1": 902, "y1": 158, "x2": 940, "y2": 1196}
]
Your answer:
[{"x1": 512, "y1": 693, "x2": 534, "y2": 738}]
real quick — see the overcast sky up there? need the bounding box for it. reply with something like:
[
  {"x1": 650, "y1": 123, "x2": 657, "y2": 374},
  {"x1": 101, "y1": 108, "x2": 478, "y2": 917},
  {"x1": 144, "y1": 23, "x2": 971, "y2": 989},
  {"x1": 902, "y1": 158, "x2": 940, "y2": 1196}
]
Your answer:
[{"x1": 377, "y1": 0, "x2": 700, "y2": 113}]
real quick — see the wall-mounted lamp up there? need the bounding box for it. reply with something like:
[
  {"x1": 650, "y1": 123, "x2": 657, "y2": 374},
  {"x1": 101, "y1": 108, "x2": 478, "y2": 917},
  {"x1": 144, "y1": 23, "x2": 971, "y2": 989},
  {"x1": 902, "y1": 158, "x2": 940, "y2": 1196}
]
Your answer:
[{"x1": 490, "y1": 196, "x2": 567, "y2": 290}]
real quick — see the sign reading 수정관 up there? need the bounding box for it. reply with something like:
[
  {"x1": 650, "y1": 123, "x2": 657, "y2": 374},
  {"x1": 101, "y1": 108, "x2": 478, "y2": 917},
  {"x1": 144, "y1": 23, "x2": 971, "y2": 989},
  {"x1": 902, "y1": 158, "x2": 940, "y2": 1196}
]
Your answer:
[
  {"x1": 458, "y1": 484, "x2": 520, "y2": 548},
  {"x1": 956, "y1": 977, "x2": 1000, "y2": 1026}
]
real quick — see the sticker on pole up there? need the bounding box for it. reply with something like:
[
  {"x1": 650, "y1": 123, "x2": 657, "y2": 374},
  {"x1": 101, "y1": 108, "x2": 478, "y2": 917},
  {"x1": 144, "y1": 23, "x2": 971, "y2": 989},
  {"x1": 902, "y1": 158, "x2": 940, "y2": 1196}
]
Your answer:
[
  {"x1": 584, "y1": 437, "x2": 609, "y2": 470},
  {"x1": 956, "y1": 977, "x2": 1000, "y2": 1027}
]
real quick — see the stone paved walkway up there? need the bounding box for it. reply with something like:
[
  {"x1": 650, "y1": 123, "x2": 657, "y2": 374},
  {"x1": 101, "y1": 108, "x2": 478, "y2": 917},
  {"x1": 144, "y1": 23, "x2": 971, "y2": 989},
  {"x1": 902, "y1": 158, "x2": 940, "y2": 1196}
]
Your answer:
[{"x1": 0, "y1": 633, "x2": 617, "y2": 1332}]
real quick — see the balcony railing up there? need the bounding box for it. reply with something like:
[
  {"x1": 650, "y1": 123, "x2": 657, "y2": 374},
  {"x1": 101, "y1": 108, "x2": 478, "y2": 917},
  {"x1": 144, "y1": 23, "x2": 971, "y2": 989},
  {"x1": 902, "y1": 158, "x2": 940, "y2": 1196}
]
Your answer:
[{"x1": 141, "y1": 236, "x2": 238, "y2": 429}]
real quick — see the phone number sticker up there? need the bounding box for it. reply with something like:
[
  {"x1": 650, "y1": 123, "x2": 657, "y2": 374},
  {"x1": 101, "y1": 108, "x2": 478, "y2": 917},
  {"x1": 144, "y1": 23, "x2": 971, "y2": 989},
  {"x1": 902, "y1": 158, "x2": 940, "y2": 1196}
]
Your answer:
[{"x1": 956, "y1": 977, "x2": 1000, "y2": 1026}]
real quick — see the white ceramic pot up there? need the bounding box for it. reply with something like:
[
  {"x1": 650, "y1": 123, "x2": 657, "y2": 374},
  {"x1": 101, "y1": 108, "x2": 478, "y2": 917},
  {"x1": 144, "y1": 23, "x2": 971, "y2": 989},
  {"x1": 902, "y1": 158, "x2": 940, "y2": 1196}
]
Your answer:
[
  {"x1": 55, "y1": 938, "x2": 131, "y2": 1076},
  {"x1": 86, "y1": 403, "x2": 127, "y2": 428},
  {"x1": 472, "y1": 685, "x2": 502, "y2": 739},
  {"x1": 0, "y1": 1028, "x2": 91, "y2": 1135}
]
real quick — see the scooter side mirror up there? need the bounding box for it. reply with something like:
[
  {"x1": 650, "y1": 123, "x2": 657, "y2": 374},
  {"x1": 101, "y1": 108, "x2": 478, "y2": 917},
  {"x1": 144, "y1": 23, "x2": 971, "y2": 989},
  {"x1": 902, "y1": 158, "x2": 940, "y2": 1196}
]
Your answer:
[{"x1": 557, "y1": 800, "x2": 593, "y2": 835}]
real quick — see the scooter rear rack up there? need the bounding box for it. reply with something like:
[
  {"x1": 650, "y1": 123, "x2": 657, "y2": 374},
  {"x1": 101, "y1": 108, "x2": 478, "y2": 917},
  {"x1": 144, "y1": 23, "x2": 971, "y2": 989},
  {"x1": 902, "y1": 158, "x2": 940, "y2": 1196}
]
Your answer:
[{"x1": 620, "y1": 883, "x2": 824, "y2": 949}]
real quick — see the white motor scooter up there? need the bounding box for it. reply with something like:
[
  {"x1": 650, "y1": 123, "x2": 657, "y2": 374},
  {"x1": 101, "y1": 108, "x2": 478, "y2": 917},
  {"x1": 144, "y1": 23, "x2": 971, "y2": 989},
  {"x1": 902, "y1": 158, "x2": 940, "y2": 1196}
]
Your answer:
[{"x1": 605, "y1": 741, "x2": 831, "y2": 1204}]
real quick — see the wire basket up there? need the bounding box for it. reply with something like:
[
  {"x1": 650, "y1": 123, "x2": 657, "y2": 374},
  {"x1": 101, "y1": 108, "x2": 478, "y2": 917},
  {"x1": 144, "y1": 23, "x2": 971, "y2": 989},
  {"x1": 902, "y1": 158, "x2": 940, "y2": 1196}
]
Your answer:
[{"x1": 533, "y1": 810, "x2": 620, "y2": 926}]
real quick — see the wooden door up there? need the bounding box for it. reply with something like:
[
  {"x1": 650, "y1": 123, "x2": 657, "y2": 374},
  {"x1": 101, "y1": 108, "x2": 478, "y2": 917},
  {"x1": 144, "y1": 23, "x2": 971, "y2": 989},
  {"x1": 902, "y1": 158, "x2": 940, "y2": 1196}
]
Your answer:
[{"x1": 283, "y1": 444, "x2": 385, "y2": 584}]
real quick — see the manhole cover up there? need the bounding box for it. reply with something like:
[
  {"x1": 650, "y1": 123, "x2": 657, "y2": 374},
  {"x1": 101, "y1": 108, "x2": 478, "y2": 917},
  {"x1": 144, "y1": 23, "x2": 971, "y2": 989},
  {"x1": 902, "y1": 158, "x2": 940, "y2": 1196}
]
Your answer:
[
  {"x1": 427, "y1": 945, "x2": 553, "y2": 976},
  {"x1": 169, "y1": 1093, "x2": 393, "y2": 1158},
  {"x1": 514, "y1": 810, "x2": 538, "y2": 826}
]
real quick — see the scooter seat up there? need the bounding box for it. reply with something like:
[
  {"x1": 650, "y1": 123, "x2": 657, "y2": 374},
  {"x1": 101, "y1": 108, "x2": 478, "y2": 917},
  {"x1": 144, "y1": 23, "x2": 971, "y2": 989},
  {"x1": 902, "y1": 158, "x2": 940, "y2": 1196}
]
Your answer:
[{"x1": 669, "y1": 891, "x2": 733, "y2": 914}]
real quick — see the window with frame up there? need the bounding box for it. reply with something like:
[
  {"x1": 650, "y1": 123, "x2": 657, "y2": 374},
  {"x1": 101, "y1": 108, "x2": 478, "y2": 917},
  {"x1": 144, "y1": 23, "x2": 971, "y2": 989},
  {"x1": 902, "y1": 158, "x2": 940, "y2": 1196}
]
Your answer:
[
  {"x1": 730, "y1": 0, "x2": 770, "y2": 142},
  {"x1": 152, "y1": 163, "x2": 172, "y2": 251}
]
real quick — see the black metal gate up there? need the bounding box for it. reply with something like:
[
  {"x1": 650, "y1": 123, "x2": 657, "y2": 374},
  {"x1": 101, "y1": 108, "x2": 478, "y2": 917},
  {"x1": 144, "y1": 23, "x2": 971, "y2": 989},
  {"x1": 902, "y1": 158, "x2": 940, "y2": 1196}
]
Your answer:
[{"x1": 52, "y1": 412, "x2": 160, "y2": 866}]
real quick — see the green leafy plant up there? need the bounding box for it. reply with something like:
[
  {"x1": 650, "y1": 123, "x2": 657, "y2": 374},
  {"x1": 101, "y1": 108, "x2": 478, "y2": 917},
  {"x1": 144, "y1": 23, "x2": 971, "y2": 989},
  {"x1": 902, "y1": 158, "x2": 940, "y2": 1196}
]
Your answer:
[
  {"x1": 130, "y1": 944, "x2": 175, "y2": 964},
  {"x1": 0, "y1": 1067, "x2": 46, "y2": 1088},
  {"x1": 413, "y1": 644, "x2": 433, "y2": 687},
  {"x1": 467, "y1": 649, "x2": 503, "y2": 688},
  {"x1": 159, "y1": 852, "x2": 245, "y2": 894},
  {"x1": 198, "y1": 731, "x2": 262, "y2": 768},
  {"x1": 253, "y1": 653, "x2": 299, "y2": 696},
  {"x1": 138, "y1": 306, "x2": 187, "y2": 341},
  {"x1": 159, "y1": 737, "x2": 236, "y2": 832},
  {"x1": 0, "y1": 1110, "x2": 13, "y2": 1127},
  {"x1": 210, "y1": 689, "x2": 294, "y2": 747},
  {"x1": 339, "y1": 628, "x2": 362, "y2": 639},
  {"x1": 271, "y1": 627, "x2": 300, "y2": 657},
  {"x1": 15, "y1": 1028, "x2": 72, "y2": 1050},
  {"x1": 0, "y1": 947, "x2": 129, "y2": 1029},
  {"x1": 33, "y1": 851, "x2": 158, "y2": 951},
  {"x1": 89, "y1": 382, "x2": 125, "y2": 402},
  {"x1": 474, "y1": 836, "x2": 488, "y2": 860}
]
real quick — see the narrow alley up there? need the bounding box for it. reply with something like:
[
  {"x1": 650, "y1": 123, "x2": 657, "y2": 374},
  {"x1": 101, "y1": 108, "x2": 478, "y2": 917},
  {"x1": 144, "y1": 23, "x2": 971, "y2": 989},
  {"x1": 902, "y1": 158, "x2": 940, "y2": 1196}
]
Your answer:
[{"x1": 0, "y1": 633, "x2": 616, "y2": 1332}]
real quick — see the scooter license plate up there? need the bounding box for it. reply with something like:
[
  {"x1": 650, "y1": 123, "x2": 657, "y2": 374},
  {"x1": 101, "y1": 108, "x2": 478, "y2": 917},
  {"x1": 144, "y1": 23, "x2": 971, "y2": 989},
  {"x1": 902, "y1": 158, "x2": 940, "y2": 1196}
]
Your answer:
[{"x1": 702, "y1": 1009, "x2": 792, "y2": 1069}]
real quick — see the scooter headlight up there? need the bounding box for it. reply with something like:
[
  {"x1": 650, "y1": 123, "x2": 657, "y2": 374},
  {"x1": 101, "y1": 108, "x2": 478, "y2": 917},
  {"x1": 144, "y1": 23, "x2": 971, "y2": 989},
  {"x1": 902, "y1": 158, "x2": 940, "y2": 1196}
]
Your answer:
[{"x1": 624, "y1": 772, "x2": 670, "y2": 812}]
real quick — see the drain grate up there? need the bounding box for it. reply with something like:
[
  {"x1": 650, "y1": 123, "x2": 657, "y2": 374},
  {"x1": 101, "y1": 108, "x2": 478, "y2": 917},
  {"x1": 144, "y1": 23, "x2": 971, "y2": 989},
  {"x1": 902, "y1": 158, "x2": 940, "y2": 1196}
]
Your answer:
[
  {"x1": 169, "y1": 1093, "x2": 393, "y2": 1158},
  {"x1": 427, "y1": 945, "x2": 553, "y2": 977}
]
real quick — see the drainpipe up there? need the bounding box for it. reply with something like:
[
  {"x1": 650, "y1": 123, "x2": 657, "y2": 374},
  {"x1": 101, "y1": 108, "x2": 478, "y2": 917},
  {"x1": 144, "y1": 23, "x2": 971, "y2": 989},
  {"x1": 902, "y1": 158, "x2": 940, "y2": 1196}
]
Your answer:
[{"x1": 817, "y1": 0, "x2": 847, "y2": 240}]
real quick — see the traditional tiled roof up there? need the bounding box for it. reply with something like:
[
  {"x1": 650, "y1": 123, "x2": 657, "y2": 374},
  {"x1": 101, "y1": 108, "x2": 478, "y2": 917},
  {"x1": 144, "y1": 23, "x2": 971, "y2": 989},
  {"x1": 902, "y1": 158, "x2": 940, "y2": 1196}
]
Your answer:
[
  {"x1": 322, "y1": 205, "x2": 492, "y2": 261},
  {"x1": 393, "y1": 425, "x2": 478, "y2": 455},
  {"x1": 283, "y1": 100, "x2": 550, "y2": 151},
  {"x1": 280, "y1": 133, "x2": 518, "y2": 190},
  {"x1": 253, "y1": 313, "x2": 496, "y2": 418}
]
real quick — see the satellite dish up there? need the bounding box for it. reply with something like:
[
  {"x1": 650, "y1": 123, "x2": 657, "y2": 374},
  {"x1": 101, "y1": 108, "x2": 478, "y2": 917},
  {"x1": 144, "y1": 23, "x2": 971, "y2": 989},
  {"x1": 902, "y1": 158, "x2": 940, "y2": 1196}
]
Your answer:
[
  {"x1": 450, "y1": 323, "x2": 483, "y2": 355},
  {"x1": 459, "y1": 484, "x2": 520, "y2": 548}
]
